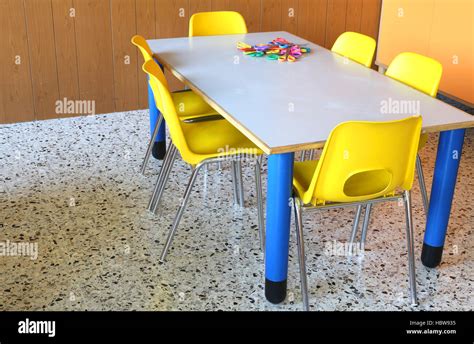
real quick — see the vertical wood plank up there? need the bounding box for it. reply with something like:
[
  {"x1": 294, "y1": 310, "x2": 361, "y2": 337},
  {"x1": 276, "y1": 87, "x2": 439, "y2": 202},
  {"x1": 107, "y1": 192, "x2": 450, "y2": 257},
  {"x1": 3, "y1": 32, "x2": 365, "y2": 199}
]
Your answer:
[
  {"x1": 360, "y1": 0, "x2": 382, "y2": 40},
  {"x1": 24, "y1": 0, "x2": 60, "y2": 120},
  {"x1": 262, "y1": 0, "x2": 282, "y2": 32},
  {"x1": 0, "y1": 0, "x2": 35, "y2": 123},
  {"x1": 297, "y1": 0, "x2": 328, "y2": 46},
  {"x1": 281, "y1": 0, "x2": 298, "y2": 34},
  {"x1": 345, "y1": 0, "x2": 363, "y2": 33},
  {"x1": 211, "y1": 0, "x2": 262, "y2": 32},
  {"x1": 111, "y1": 0, "x2": 139, "y2": 111},
  {"x1": 156, "y1": 0, "x2": 189, "y2": 38},
  {"x1": 156, "y1": 0, "x2": 190, "y2": 91},
  {"x1": 325, "y1": 0, "x2": 348, "y2": 48},
  {"x1": 189, "y1": 0, "x2": 212, "y2": 15},
  {"x1": 74, "y1": 0, "x2": 115, "y2": 114},
  {"x1": 51, "y1": 0, "x2": 80, "y2": 116},
  {"x1": 136, "y1": 0, "x2": 156, "y2": 108}
]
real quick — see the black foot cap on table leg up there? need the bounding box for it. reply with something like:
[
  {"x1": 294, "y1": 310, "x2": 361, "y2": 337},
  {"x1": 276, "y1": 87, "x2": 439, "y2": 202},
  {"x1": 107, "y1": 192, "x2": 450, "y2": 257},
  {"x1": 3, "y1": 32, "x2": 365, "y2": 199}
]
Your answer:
[
  {"x1": 265, "y1": 279, "x2": 287, "y2": 304},
  {"x1": 152, "y1": 141, "x2": 166, "y2": 160},
  {"x1": 421, "y1": 243, "x2": 444, "y2": 268}
]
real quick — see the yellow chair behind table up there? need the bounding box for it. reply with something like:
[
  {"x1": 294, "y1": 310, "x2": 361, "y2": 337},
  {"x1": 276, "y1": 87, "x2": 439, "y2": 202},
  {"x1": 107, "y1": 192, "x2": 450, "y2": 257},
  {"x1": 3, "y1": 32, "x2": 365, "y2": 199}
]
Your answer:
[
  {"x1": 189, "y1": 11, "x2": 248, "y2": 37},
  {"x1": 385, "y1": 52, "x2": 443, "y2": 214},
  {"x1": 350, "y1": 52, "x2": 442, "y2": 251},
  {"x1": 331, "y1": 32, "x2": 377, "y2": 68},
  {"x1": 288, "y1": 116, "x2": 422, "y2": 310},
  {"x1": 188, "y1": 11, "x2": 250, "y2": 207},
  {"x1": 142, "y1": 59, "x2": 264, "y2": 262},
  {"x1": 301, "y1": 31, "x2": 376, "y2": 163},
  {"x1": 131, "y1": 35, "x2": 220, "y2": 175}
]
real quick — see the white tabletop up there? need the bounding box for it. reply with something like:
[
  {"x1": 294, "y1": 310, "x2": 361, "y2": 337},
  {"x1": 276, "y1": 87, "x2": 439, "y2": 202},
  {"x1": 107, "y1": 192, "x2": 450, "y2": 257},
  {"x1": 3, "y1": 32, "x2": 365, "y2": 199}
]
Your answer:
[{"x1": 148, "y1": 31, "x2": 474, "y2": 154}]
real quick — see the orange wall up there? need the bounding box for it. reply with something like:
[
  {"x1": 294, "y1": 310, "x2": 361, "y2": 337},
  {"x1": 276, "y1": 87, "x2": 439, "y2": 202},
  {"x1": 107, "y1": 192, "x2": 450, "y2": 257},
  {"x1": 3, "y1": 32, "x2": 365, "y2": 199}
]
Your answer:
[{"x1": 377, "y1": 0, "x2": 473, "y2": 105}]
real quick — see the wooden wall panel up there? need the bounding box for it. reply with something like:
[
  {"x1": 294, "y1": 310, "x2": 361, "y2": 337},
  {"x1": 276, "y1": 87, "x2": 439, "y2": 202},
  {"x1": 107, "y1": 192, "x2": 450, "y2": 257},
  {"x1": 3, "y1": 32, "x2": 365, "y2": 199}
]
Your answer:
[
  {"x1": 74, "y1": 0, "x2": 115, "y2": 114},
  {"x1": 1, "y1": 0, "x2": 383, "y2": 124},
  {"x1": 297, "y1": 0, "x2": 328, "y2": 47},
  {"x1": 136, "y1": 0, "x2": 156, "y2": 108},
  {"x1": 261, "y1": 0, "x2": 282, "y2": 32},
  {"x1": 325, "y1": 0, "x2": 348, "y2": 48},
  {"x1": 212, "y1": 0, "x2": 262, "y2": 32},
  {"x1": 345, "y1": 0, "x2": 363, "y2": 32},
  {"x1": 156, "y1": 0, "x2": 189, "y2": 91},
  {"x1": 360, "y1": 0, "x2": 382, "y2": 40},
  {"x1": 24, "y1": 0, "x2": 60, "y2": 119},
  {"x1": 111, "y1": 0, "x2": 139, "y2": 111},
  {"x1": 190, "y1": 0, "x2": 212, "y2": 15},
  {"x1": 0, "y1": 0, "x2": 34, "y2": 123},
  {"x1": 281, "y1": 0, "x2": 298, "y2": 34},
  {"x1": 51, "y1": 0, "x2": 80, "y2": 116}
]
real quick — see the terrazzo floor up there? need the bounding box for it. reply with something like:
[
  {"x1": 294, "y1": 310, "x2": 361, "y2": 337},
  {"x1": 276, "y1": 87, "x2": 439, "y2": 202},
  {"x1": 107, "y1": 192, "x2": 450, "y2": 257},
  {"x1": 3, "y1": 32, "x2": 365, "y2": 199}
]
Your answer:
[{"x1": 0, "y1": 110, "x2": 472, "y2": 311}]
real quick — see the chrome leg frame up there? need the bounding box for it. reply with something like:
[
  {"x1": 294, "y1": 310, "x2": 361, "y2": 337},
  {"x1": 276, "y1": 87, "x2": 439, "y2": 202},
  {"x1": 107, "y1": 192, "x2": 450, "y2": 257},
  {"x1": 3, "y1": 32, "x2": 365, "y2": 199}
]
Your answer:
[
  {"x1": 147, "y1": 145, "x2": 177, "y2": 212},
  {"x1": 254, "y1": 159, "x2": 265, "y2": 251},
  {"x1": 416, "y1": 154, "x2": 429, "y2": 216},
  {"x1": 403, "y1": 190, "x2": 418, "y2": 306},
  {"x1": 160, "y1": 163, "x2": 205, "y2": 262},
  {"x1": 237, "y1": 161, "x2": 245, "y2": 207},
  {"x1": 360, "y1": 204, "x2": 372, "y2": 247},
  {"x1": 141, "y1": 114, "x2": 164, "y2": 175},
  {"x1": 231, "y1": 161, "x2": 240, "y2": 206},
  {"x1": 349, "y1": 205, "x2": 363, "y2": 253},
  {"x1": 152, "y1": 146, "x2": 178, "y2": 214},
  {"x1": 293, "y1": 197, "x2": 309, "y2": 311}
]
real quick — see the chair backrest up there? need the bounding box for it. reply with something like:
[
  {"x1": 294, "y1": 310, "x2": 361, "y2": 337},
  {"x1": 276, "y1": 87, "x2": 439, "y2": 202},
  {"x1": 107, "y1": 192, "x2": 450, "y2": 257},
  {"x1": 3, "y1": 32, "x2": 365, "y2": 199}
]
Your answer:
[
  {"x1": 142, "y1": 59, "x2": 191, "y2": 160},
  {"x1": 331, "y1": 32, "x2": 377, "y2": 68},
  {"x1": 386, "y1": 52, "x2": 443, "y2": 97},
  {"x1": 302, "y1": 116, "x2": 422, "y2": 205},
  {"x1": 189, "y1": 11, "x2": 248, "y2": 37},
  {"x1": 131, "y1": 35, "x2": 154, "y2": 62},
  {"x1": 132, "y1": 34, "x2": 170, "y2": 110}
]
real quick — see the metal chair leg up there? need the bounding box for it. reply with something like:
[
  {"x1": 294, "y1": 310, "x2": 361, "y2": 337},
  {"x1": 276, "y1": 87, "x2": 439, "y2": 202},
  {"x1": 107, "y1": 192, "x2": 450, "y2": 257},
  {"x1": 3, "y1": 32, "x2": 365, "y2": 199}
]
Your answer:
[
  {"x1": 403, "y1": 190, "x2": 418, "y2": 306},
  {"x1": 360, "y1": 204, "x2": 372, "y2": 247},
  {"x1": 349, "y1": 205, "x2": 363, "y2": 253},
  {"x1": 236, "y1": 161, "x2": 244, "y2": 207},
  {"x1": 140, "y1": 113, "x2": 164, "y2": 175},
  {"x1": 301, "y1": 150, "x2": 307, "y2": 162},
  {"x1": 151, "y1": 145, "x2": 178, "y2": 214},
  {"x1": 147, "y1": 144, "x2": 174, "y2": 211},
  {"x1": 160, "y1": 164, "x2": 204, "y2": 263},
  {"x1": 416, "y1": 155, "x2": 429, "y2": 216},
  {"x1": 294, "y1": 197, "x2": 309, "y2": 311},
  {"x1": 231, "y1": 161, "x2": 240, "y2": 205},
  {"x1": 254, "y1": 160, "x2": 265, "y2": 251}
]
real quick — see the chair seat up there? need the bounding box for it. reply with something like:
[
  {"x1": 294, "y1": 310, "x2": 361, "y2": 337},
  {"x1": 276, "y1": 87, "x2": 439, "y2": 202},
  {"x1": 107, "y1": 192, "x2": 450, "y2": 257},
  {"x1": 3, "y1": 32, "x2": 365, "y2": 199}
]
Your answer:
[
  {"x1": 172, "y1": 90, "x2": 217, "y2": 120},
  {"x1": 181, "y1": 119, "x2": 263, "y2": 165}
]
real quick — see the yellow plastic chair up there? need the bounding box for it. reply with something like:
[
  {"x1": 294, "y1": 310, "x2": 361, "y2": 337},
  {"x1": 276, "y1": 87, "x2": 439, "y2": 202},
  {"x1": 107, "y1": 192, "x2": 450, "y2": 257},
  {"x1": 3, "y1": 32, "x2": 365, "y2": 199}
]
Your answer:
[
  {"x1": 188, "y1": 12, "x2": 250, "y2": 206},
  {"x1": 331, "y1": 32, "x2": 377, "y2": 68},
  {"x1": 131, "y1": 35, "x2": 221, "y2": 174},
  {"x1": 189, "y1": 11, "x2": 247, "y2": 37},
  {"x1": 283, "y1": 117, "x2": 422, "y2": 310},
  {"x1": 300, "y1": 32, "x2": 376, "y2": 163},
  {"x1": 386, "y1": 52, "x2": 442, "y2": 216},
  {"x1": 352, "y1": 52, "x2": 443, "y2": 249},
  {"x1": 143, "y1": 59, "x2": 264, "y2": 261}
]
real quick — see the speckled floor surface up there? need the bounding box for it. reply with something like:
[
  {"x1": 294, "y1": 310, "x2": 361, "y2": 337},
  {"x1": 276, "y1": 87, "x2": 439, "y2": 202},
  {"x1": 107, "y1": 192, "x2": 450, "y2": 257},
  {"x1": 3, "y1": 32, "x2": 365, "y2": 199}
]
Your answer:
[{"x1": 0, "y1": 110, "x2": 472, "y2": 311}]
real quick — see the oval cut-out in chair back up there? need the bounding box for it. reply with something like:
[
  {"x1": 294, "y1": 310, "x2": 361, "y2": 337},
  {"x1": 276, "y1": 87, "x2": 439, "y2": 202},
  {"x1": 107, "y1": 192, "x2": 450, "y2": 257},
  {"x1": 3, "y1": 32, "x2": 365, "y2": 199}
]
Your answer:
[{"x1": 343, "y1": 169, "x2": 393, "y2": 197}]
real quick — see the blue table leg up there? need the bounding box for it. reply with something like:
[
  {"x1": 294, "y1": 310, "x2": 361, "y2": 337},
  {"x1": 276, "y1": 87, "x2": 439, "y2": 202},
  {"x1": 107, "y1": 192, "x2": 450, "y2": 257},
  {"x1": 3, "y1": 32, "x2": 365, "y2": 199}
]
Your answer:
[
  {"x1": 421, "y1": 129, "x2": 466, "y2": 268},
  {"x1": 147, "y1": 66, "x2": 166, "y2": 160},
  {"x1": 265, "y1": 152, "x2": 294, "y2": 303}
]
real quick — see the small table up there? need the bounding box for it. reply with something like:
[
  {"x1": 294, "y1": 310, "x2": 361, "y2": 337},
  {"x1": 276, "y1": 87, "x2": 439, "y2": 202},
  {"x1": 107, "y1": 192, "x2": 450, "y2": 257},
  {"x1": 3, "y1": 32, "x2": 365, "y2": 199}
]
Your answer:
[{"x1": 147, "y1": 31, "x2": 474, "y2": 304}]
